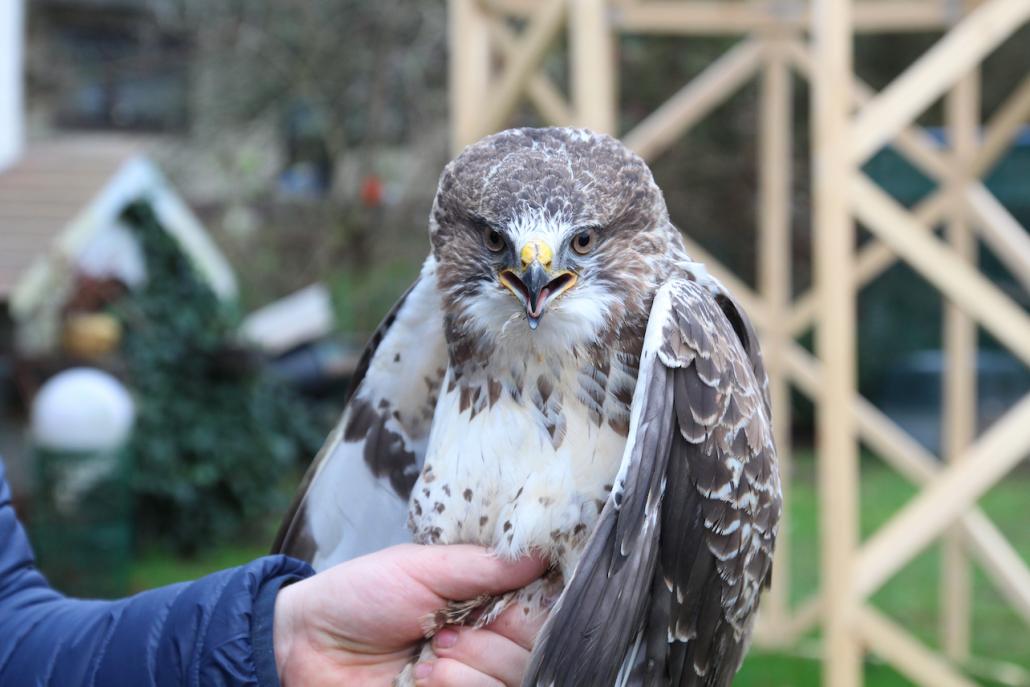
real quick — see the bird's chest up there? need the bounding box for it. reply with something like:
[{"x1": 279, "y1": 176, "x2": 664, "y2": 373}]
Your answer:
[{"x1": 408, "y1": 362, "x2": 629, "y2": 573}]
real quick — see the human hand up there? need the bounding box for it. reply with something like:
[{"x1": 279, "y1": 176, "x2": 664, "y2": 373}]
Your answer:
[{"x1": 273, "y1": 544, "x2": 548, "y2": 686}]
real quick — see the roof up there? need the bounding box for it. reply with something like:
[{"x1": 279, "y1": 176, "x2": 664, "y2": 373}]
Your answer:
[
  {"x1": 0, "y1": 136, "x2": 142, "y2": 297},
  {"x1": 0, "y1": 136, "x2": 237, "y2": 325}
]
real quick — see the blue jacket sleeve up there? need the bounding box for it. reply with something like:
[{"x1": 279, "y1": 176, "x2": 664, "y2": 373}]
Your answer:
[{"x1": 0, "y1": 461, "x2": 314, "y2": 686}]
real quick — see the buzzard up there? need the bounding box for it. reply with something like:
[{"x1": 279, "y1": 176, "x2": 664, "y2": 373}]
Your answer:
[{"x1": 273, "y1": 127, "x2": 781, "y2": 686}]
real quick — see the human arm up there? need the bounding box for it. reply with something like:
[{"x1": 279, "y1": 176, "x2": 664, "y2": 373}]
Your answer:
[{"x1": 0, "y1": 461, "x2": 313, "y2": 686}]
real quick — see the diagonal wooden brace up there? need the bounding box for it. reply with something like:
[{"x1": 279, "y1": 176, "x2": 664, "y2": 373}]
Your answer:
[
  {"x1": 856, "y1": 606, "x2": 978, "y2": 687},
  {"x1": 850, "y1": 174, "x2": 1030, "y2": 365},
  {"x1": 850, "y1": 0, "x2": 1030, "y2": 165},
  {"x1": 855, "y1": 393, "x2": 1030, "y2": 599},
  {"x1": 784, "y1": 343, "x2": 1030, "y2": 626},
  {"x1": 624, "y1": 38, "x2": 764, "y2": 161},
  {"x1": 489, "y1": 19, "x2": 575, "y2": 126},
  {"x1": 480, "y1": 0, "x2": 568, "y2": 139}
]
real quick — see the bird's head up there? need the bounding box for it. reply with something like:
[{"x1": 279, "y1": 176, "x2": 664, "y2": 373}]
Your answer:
[{"x1": 429, "y1": 127, "x2": 676, "y2": 355}]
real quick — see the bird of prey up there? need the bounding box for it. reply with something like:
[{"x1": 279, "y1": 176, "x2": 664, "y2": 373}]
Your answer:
[{"x1": 273, "y1": 127, "x2": 781, "y2": 686}]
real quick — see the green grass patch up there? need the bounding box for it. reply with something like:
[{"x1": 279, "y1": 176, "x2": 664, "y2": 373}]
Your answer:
[
  {"x1": 130, "y1": 545, "x2": 270, "y2": 592},
  {"x1": 736, "y1": 650, "x2": 922, "y2": 687},
  {"x1": 740, "y1": 452, "x2": 1030, "y2": 684}
]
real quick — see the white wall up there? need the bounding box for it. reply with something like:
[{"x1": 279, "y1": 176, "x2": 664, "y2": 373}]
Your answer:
[{"x1": 0, "y1": 0, "x2": 25, "y2": 172}]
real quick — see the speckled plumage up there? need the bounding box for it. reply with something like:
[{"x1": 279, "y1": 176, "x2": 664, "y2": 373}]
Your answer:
[{"x1": 273, "y1": 127, "x2": 781, "y2": 686}]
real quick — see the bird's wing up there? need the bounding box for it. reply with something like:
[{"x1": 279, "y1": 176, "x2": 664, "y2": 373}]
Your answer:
[
  {"x1": 525, "y1": 276, "x2": 781, "y2": 687},
  {"x1": 271, "y1": 257, "x2": 448, "y2": 570}
]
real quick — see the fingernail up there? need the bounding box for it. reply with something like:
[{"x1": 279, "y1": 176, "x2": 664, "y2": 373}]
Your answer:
[
  {"x1": 434, "y1": 628, "x2": 458, "y2": 649},
  {"x1": 414, "y1": 662, "x2": 433, "y2": 679}
]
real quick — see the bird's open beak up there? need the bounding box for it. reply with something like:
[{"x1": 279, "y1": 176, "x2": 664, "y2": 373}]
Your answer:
[{"x1": 499, "y1": 238, "x2": 578, "y2": 330}]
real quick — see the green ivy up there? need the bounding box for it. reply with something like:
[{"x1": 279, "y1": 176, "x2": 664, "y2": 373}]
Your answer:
[{"x1": 114, "y1": 201, "x2": 324, "y2": 555}]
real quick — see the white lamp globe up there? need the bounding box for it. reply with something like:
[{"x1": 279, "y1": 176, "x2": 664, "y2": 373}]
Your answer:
[{"x1": 31, "y1": 368, "x2": 136, "y2": 452}]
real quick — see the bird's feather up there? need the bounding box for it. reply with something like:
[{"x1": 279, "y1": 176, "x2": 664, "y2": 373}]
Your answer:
[
  {"x1": 525, "y1": 276, "x2": 780, "y2": 687},
  {"x1": 272, "y1": 127, "x2": 779, "y2": 687},
  {"x1": 271, "y1": 257, "x2": 448, "y2": 570}
]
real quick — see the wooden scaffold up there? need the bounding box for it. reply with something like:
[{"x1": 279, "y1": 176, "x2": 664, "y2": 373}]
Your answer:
[{"x1": 447, "y1": 0, "x2": 1030, "y2": 684}]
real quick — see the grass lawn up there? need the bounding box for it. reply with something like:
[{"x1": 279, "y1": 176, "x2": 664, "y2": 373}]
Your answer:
[
  {"x1": 131, "y1": 454, "x2": 1030, "y2": 686},
  {"x1": 735, "y1": 453, "x2": 1030, "y2": 686},
  {"x1": 131, "y1": 544, "x2": 271, "y2": 592}
]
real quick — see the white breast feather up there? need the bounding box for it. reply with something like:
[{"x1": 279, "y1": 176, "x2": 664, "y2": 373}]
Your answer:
[{"x1": 411, "y1": 364, "x2": 627, "y2": 574}]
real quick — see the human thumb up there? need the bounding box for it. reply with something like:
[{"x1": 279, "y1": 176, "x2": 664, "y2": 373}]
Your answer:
[{"x1": 390, "y1": 544, "x2": 548, "y2": 602}]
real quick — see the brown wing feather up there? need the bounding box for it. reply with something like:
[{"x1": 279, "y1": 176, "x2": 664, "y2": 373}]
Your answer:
[
  {"x1": 646, "y1": 279, "x2": 780, "y2": 686},
  {"x1": 525, "y1": 277, "x2": 780, "y2": 687}
]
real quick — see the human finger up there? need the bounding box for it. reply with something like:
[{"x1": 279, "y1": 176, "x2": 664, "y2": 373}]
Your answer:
[
  {"x1": 413, "y1": 657, "x2": 504, "y2": 687},
  {"x1": 431, "y1": 626, "x2": 530, "y2": 686},
  {"x1": 483, "y1": 601, "x2": 548, "y2": 651}
]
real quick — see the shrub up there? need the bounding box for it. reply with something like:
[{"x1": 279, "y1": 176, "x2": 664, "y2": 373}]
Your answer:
[{"x1": 115, "y1": 201, "x2": 324, "y2": 555}]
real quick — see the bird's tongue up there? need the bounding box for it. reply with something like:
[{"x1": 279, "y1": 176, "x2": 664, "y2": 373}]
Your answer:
[{"x1": 527, "y1": 287, "x2": 550, "y2": 328}]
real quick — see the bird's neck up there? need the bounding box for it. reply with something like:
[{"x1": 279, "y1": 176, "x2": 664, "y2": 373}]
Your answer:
[{"x1": 441, "y1": 308, "x2": 649, "y2": 441}]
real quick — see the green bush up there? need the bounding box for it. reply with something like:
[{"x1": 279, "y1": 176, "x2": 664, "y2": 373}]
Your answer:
[{"x1": 115, "y1": 201, "x2": 324, "y2": 555}]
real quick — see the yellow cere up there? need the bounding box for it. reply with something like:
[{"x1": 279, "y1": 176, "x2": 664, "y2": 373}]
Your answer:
[{"x1": 520, "y1": 239, "x2": 554, "y2": 271}]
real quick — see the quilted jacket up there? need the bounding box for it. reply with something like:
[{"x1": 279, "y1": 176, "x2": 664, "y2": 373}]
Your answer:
[{"x1": 0, "y1": 461, "x2": 313, "y2": 686}]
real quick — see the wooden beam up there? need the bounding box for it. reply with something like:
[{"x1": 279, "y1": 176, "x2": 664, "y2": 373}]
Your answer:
[
  {"x1": 784, "y1": 343, "x2": 940, "y2": 486},
  {"x1": 757, "y1": 594, "x2": 822, "y2": 646},
  {"x1": 850, "y1": 0, "x2": 1030, "y2": 165},
  {"x1": 449, "y1": 0, "x2": 493, "y2": 153},
  {"x1": 784, "y1": 343, "x2": 1030, "y2": 629},
  {"x1": 848, "y1": 0, "x2": 962, "y2": 31},
  {"x1": 941, "y1": 67, "x2": 979, "y2": 664},
  {"x1": 480, "y1": 0, "x2": 568, "y2": 140},
  {"x1": 963, "y1": 183, "x2": 1030, "y2": 293},
  {"x1": 623, "y1": 39, "x2": 763, "y2": 161},
  {"x1": 784, "y1": 39, "x2": 953, "y2": 184},
  {"x1": 855, "y1": 393, "x2": 1030, "y2": 599},
  {"x1": 570, "y1": 0, "x2": 618, "y2": 134},
  {"x1": 611, "y1": 1, "x2": 953, "y2": 34},
  {"x1": 783, "y1": 595, "x2": 822, "y2": 643},
  {"x1": 757, "y1": 37, "x2": 794, "y2": 637},
  {"x1": 615, "y1": 1, "x2": 801, "y2": 34},
  {"x1": 784, "y1": 37, "x2": 954, "y2": 338},
  {"x1": 850, "y1": 175, "x2": 1030, "y2": 365},
  {"x1": 857, "y1": 606, "x2": 978, "y2": 687},
  {"x1": 886, "y1": 107, "x2": 953, "y2": 184},
  {"x1": 490, "y1": 20, "x2": 575, "y2": 127},
  {"x1": 812, "y1": 0, "x2": 862, "y2": 681},
  {"x1": 973, "y1": 74, "x2": 1030, "y2": 178},
  {"x1": 787, "y1": 187, "x2": 951, "y2": 335},
  {"x1": 799, "y1": 71, "x2": 1030, "y2": 324},
  {"x1": 959, "y1": 510, "x2": 1030, "y2": 626},
  {"x1": 967, "y1": 660, "x2": 1030, "y2": 687},
  {"x1": 791, "y1": 168, "x2": 1025, "y2": 337}
]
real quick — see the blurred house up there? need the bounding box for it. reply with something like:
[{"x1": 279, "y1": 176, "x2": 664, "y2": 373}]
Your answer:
[{"x1": 0, "y1": 0, "x2": 236, "y2": 496}]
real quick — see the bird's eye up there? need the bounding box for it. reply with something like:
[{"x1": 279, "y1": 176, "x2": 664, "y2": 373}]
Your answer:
[
  {"x1": 483, "y1": 228, "x2": 506, "y2": 253},
  {"x1": 572, "y1": 228, "x2": 598, "y2": 255}
]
